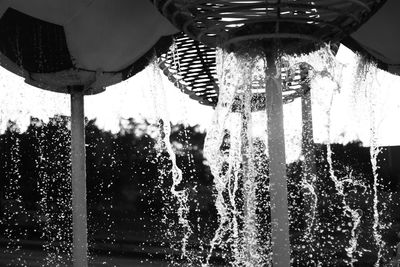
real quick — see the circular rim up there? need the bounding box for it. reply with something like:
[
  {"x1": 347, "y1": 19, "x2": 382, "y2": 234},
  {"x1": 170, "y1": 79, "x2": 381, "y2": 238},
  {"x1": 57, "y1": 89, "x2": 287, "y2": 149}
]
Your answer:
[
  {"x1": 159, "y1": 33, "x2": 314, "y2": 110},
  {"x1": 153, "y1": 0, "x2": 385, "y2": 53}
]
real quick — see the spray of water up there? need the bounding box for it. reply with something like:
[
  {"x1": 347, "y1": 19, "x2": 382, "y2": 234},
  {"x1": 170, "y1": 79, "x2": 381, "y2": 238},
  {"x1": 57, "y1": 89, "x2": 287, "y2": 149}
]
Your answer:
[
  {"x1": 202, "y1": 49, "x2": 271, "y2": 266},
  {"x1": 324, "y1": 77, "x2": 366, "y2": 266},
  {"x1": 354, "y1": 59, "x2": 386, "y2": 266},
  {"x1": 287, "y1": 46, "x2": 373, "y2": 265},
  {"x1": 240, "y1": 85, "x2": 260, "y2": 266},
  {"x1": 1, "y1": 123, "x2": 28, "y2": 266},
  {"x1": 34, "y1": 117, "x2": 72, "y2": 266},
  {"x1": 147, "y1": 60, "x2": 193, "y2": 263},
  {"x1": 169, "y1": 40, "x2": 208, "y2": 260},
  {"x1": 203, "y1": 49, "x2": 245, "y2": 265},
  {"x1": 285, "y1": 46, "x2": 365, "y2": 265}
]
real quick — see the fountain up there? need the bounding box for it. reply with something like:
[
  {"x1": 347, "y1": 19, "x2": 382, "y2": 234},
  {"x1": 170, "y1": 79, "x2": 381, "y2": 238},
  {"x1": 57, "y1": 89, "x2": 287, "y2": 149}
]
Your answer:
[
  {"x1": 0, "y1": 0, "x2": 399, "y2": 266},
  {"x1": 153, "y1": 0, "x2": 398, "y2": 265},
  {"x1": 0, "y1": 1, "x2": 177, "y2": 266}
]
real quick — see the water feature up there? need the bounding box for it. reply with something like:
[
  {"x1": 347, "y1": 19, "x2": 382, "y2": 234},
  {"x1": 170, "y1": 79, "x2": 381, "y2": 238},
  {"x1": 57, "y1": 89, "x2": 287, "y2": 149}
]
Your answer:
[
  {"x1": 34, "y1": 116, "x2": 73, "y2": 266},
  {"x1": 147, "y1": 60, "x2": 196, "y2": 264},
  {"x1": 0, "y1": 44, "x2": 399, "y2": 266},
  {"x1": 193, "y1": 45, "x2": 398, "y2": 266},
  {"x1": 1, "y1": 122, "x2": 28, "y2": 266}
]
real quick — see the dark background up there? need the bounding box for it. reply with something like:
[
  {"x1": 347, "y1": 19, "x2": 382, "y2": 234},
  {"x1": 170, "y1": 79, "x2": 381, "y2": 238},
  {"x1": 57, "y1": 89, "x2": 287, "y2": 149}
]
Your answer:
[{"x1": 0, "y1": 115, "x2": 399, "y2": 265}]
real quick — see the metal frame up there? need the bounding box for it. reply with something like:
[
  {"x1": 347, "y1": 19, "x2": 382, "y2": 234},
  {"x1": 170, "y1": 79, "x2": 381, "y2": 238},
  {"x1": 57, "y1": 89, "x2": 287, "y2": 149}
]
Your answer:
[{"x1": 153, "y1": 0, "x2": 383, "y2": 51}]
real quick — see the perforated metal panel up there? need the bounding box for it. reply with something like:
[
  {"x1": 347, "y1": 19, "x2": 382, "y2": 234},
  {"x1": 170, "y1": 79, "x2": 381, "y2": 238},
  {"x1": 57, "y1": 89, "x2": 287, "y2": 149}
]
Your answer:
[{"x1": 159, "y1": 33, "x2": 313, "y2": 109}]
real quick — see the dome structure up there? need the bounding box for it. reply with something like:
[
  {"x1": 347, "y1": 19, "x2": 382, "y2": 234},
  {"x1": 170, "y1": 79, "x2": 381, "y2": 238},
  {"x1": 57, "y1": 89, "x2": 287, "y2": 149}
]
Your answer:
[
  {"x1": 159, "y1": 32, "x2": 336, "y2": 109},
  {"x1": 0, "y1": 0, "x2": 177, "y2": 94},
  {"x1": 155, "y1": 0, "x2": 391, "y2": 107},
  {"x1": 157, "y1": 0, "x2": 399, "y2": 107},
  {"x1": 153, "y1": 0, "x2": 384, "y2": 53}
]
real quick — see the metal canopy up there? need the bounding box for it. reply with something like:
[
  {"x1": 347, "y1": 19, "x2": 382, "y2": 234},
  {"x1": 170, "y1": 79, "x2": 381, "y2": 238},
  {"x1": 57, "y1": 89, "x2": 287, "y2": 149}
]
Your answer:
[
  {"x1": 0, "y1": 0, "x2": 178, "y2": 94},
  {"x1": 344, "y1": 0, "x2": 400, "y2": 75},
  {"x1": 155, "y1": 0, "x2": 389, "y2": 107},
  {"x1": 159, "y1": 32, "x2": 328, "y2": 108},
  {"x1": 0, "y1": 2, "x2": 179, "y2": 267},
  {"x1": 153, "y1": 0, "x2": 384, "y2": 53}
]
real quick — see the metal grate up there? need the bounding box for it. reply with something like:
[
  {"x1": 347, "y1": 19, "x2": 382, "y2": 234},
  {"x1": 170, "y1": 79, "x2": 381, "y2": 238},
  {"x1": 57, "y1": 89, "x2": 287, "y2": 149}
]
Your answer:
[
  {"x1": 159, "y1": 33, "x2": 313, "y2": 109},
  {"x1": 159, "y1": 33, "x2": 218, "y2": 106}
]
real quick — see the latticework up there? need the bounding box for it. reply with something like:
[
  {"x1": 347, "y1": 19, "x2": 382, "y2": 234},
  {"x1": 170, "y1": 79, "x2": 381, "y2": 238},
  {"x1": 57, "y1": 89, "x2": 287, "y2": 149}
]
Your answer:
[
  {"x1": 159, "y1": 33, "x2": 218, "y2": 106},
  {"x1": 159, "y1": 33, "x2": 312, "y2": 109},
  {"x1": 153, "y1": 0, "x2": 385, "y2": 53}
]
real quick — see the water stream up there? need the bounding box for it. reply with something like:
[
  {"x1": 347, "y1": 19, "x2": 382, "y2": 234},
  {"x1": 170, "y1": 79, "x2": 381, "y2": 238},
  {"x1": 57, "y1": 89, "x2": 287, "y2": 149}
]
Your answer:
[
  {"x1": 147, "y1": 60, "x2": 193, "y2": 264},
  {"x1": 200, "y1": 46, "x2": 396, "y2": 266},
  {"x1": 0, "y1": 44, "x2": 398, "y2": 266}
]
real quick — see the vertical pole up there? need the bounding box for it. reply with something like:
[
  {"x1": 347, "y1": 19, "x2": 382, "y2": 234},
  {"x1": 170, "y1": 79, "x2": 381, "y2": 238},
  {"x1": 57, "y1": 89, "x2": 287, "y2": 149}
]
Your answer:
[
  {"x1": 265, "y1": 55, "x2": 291, "y2": 267},
  {"x1": 301, "y1": 68, "x2": 316, "y2": 180},
  {"x1": 241, "y1": 92, "x2": 257, "y2": 264},
  {"x1": 301, "y1": 87, "x2": 316, "y2": 177},
  {"x1": 301, "y1": 84, "x2": 318, "y2": 258},
  {"x1": 70, "y1": 86, "x2": 88, "y2": 267}
]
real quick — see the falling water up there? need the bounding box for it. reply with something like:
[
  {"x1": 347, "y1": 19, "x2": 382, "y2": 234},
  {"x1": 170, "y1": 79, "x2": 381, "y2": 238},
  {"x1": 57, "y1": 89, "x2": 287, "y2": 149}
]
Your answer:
[
  {"x1": 1, "y1": 122, "x2": 28, "y2": 266},
  {"x1": 202, "y1": 48, "x2": 270, "y2": 266},
  {"x1": 34, "y1": 117, "x2": 72, "y2": 266},
  {"x1": 147, "y1": 60, "x2": 193, "y2": 263},
  {"x1": 322, "y1": 63, "x2": 369, "y2": 266},
  {"x1": 284, "y1": 46, "x2": 367, "y2": 265},
  {"x1": 299, "y1": 86, "x2": 318, "y2": 262},
  {"x1": 85, "y1": 125, "x2": 117, "y2": 264},
  {"x1": 354, "y1": 59, "x2": 386, "y2": 266}
]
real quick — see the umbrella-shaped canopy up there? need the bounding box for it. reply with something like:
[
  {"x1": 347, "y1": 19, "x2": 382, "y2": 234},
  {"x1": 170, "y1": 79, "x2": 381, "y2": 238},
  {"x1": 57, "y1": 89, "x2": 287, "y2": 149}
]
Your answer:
[
  {"x1": 159, "y1": 33, "x2": 336, "y2": 108},
  {"x1": 156, "y1": 0, "x2": 398, "y2": 108},
  {"x1": 0, "y1": 0, "x2": 177, "y2": 94},
  {"x1": 343, "y1": 0, "x2": 400, "y2": 75},
  {"x1": 153, "y1": 0, "x2": 384, "y2": 54},
  {"x1": 0, "y1": 3, "x2": 178, "y2": 267}
]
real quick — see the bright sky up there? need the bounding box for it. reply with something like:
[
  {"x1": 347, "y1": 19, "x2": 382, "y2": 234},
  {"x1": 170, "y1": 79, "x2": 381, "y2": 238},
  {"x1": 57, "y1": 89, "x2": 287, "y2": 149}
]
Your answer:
[
  {"x1": 0, "y1": 63, "x2": 214, "y2": 133},
  {"x1": 1, "y1": 46, "x2": 400, "y2": 152}
]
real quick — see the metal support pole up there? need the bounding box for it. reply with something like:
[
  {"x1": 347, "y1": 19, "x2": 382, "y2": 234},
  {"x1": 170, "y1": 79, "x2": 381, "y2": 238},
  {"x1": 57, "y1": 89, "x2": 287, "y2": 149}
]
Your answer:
[
  {"x1": 301, "y1": 87, "x2": 317, "y2": 191},
  {"x1": 240, "y1": 91, "x2": 258, "y2": 264},
  {"x1": 301, "y1": 76, "x2": 317, "y2": 180},
  {"x1": 70, "y1": 86, "x2": 88, "y2": 267},
  {"x1": 302, "y1": 85, "x2": 317, "y2": 183},
  {"x1": 265, "y1": 55, "x2": 291, "y2": 267},
  {"x1": 301, "y1": 84, "x2": 318, "y2": 258}
]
